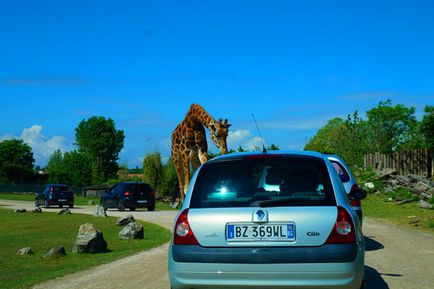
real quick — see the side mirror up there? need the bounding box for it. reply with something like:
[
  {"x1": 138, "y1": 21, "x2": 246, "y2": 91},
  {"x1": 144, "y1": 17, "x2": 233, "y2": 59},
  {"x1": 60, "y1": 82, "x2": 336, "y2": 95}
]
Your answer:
[{"x1": 349, "y1": 187, "x2": 367, "y2": 200}]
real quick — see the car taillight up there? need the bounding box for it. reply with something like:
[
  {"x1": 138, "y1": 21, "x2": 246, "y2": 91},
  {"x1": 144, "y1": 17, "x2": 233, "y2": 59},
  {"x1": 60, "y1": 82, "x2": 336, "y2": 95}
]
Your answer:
[
  {"x1": 173, "y1": 209, "x2": 199, "y2": 245},
  {"x1": 124, "y1": 191, "x2": 134, "y2": 196},
  {"x1": 50, "y1": 187, "x2": 53, "y2": 192},
  {"x1": 149, "y1": 191, "x2": 156, "y2": 196},
  {"x1": 350, "y1": 199, "x2": 361, "y2": 207},
  {"x1": 326, "y1": 206, "x2": 356, "y2": 244}
]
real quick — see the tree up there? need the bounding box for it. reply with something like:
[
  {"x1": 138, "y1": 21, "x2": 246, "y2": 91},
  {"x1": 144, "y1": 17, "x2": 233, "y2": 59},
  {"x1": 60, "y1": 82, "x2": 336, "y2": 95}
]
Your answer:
[
  {"x1": 421, "y1": 106, "x2": 434, "y2": 151},
  {"x1": 75, "y1": 116, "x2": 124, "y2": 184},
  {"x1": 46, "y1": 149, "x2": 68, "y2": 184},
  {"x1": 143, "y1": 152, "x2": 163, "y2": 194},
  {"x1": 366, "y1": 100, "x2": 419, "y2": 153},
  {"x1": 63, "y1": 150, "x2": 92, "y2": 186},
  {"x1": 161, "y1": 157, "x2": 179, "y2": 197},
  {"x1": 0, "y1": 139, "x2": 34, "y2": 183},
  {"x1": 304, "y1": 118, "x2": 345, "y2": 154}
]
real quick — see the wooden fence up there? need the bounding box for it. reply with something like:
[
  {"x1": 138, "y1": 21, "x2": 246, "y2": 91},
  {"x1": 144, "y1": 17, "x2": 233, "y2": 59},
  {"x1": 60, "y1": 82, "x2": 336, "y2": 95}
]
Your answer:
[{"x1": 364, "y1": 149, "x2": 433, "y2": 177}]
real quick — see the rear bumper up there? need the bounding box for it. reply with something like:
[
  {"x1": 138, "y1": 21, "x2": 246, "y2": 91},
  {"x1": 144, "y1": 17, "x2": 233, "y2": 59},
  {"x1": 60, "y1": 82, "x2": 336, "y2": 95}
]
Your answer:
[
  {"x1": 172, "y1": 244, "x2": 358, "y2": 263},
  {"x1": 169, "y1": 245, "x2": 364, "y2": 289},
  {"x1": 123, "y1": 199, "x2": 155, "y2": 208}
]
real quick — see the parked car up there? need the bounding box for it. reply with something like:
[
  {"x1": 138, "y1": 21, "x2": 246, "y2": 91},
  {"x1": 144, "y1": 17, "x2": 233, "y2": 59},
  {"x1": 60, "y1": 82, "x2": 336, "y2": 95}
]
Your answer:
[
  {"x1": 100, "y1": 182, "x2": 155, "y2": 211},
  {"x1": 168, "y1": 151, "x2": 366, "y2": 289},
  {"x1": 327, "y1": 154, "x2": 364, "y2": 223},
  {"x1": 35, "y1": 184, "x2": 74, "y2": 208}
]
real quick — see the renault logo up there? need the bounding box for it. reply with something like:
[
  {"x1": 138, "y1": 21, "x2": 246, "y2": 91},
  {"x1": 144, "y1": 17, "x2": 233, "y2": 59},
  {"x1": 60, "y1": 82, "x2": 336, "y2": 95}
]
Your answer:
[{"x1": 253, "y1": 209, "x2": 268, "y2": 223}]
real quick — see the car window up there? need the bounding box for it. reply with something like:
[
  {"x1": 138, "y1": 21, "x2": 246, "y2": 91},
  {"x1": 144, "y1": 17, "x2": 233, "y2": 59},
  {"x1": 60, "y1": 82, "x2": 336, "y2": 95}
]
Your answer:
[
  {"x1": 127, "y1": 183, "x2": 152, "y2": 193},
  {"x1": 51, "y1": 185, "x2": 70, "y2": 192},
  {"x1": 331, "y1": 161, "x2": 350, "y2": 183},
  {"x1": 190, "y1": 157, "x2": 336, "y2": 208}
]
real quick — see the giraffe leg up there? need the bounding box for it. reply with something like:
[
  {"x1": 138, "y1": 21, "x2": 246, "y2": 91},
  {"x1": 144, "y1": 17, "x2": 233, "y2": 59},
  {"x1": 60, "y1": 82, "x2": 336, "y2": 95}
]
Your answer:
[
  {"x1": 190, "y1": 149, "x2": 201, "y2": 173},
  {"x1": 182, "y1": 151, "x2": 191, "y2": 201},
  {"x1": 198, "y1": 149, "x2": 209, "y2": 164},
  {"x1": 172, "y1": 152, "x2": 185, "y2": 203}
]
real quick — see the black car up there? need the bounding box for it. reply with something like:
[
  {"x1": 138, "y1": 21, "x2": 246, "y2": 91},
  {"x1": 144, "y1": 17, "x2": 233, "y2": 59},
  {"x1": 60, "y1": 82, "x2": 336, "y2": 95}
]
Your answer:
[
  {"x1": 35, "y1": 184, "x2": 74, "y2": 208},
  {"x1": 100, "y1": 182, "x2": 156, "y2": 211}
]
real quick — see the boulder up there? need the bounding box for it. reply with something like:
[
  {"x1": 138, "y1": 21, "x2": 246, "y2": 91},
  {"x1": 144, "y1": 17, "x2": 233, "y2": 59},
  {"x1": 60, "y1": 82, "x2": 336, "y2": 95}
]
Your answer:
[
  {"x1": 32, "y1": 207, "x2": 42, "y2": 213},
  {"x1": 17, "y1": 247, "x2": 33, "y2": 255},
  {"x1": 94, "y1": 205, "x2": 107, "y2": 217},
  {"x1": 14, "y1": 208, "x2": 26, "y2": 213},
  {"x1": 118, "y1": 222, "x2": 144, "y2": 240},
  {"x1": 88, "y1": 200, "x2": 95, "y2": 205},
  {"x1": 419, "y1": 200, "x2": 433, "y2": 210},
  {"x1": 116, "y1": 215, "x2": 135, "y2": 226},
  {"x1": 44, "y1": 246, "x2": 67, "y2": 258},
  {"x1": 72, "y1": 223, "x2": 108, "y2": 253},
  {"x1": 363, "y1": 182, "x2": 375, "y2": 190},
  {"x1": 58, "y1": 208, "x2": 71, "y2": 215}
]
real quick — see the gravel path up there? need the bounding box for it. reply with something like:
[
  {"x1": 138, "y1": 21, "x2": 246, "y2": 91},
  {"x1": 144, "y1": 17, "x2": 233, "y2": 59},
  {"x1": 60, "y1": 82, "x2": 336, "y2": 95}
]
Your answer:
[{"x1": 1, "y1": 199, "x2": 434, "y2": 289}]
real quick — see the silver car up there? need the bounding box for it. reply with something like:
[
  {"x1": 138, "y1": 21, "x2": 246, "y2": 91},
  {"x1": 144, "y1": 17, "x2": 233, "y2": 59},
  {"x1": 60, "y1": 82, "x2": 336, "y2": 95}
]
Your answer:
[{"x1": 168, "y1": 151, "x2": 366, "y2": 289}]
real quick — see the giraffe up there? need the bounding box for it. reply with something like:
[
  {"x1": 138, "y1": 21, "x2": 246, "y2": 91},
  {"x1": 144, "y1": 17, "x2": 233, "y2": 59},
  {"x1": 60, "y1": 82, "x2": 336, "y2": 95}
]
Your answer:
[{"x1": 171, "y1": 103, "x2": 231, "y2": 202}]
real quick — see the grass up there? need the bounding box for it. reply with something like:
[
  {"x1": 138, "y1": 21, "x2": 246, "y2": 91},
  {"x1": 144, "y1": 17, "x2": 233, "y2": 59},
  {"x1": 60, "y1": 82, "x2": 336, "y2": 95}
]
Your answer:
[
  {"x1": 363, "y1": 192, "x2": 434, "y2": 233},
  {"x1": 0, "y1": 208, "x2": 171, "y2": 289}
]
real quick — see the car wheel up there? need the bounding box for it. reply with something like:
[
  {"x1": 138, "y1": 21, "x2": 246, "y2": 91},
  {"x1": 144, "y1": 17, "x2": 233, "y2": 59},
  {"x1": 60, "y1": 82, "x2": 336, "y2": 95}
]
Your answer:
[
  {"x1": 130, "y1": 207, "x2": 136, "y2": 211},
  {"x1": 147, "y1": 205, "x2": 155, "y2": 211},
  {"x1": 117, "y1": 200, "x2": 125, "y2": 211},
  {"x1": 44, "y1": 200, "x2": 49, "y2": 208},
  {"x1": 59, "y1": 204, "x2": 63, "y2": 208},
  {"x1": 69, "y1": 204, "x2": 74, "y2": 209}
]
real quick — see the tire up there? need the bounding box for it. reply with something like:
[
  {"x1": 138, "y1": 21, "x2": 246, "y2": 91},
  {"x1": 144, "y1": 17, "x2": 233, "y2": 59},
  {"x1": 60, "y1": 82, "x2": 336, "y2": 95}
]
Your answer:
[
  {"x1": 117, "y1": 200, "x2": 125, "y2": 211},
  {"x1": 101, "y1": 199, "x2": 108, "y2": 210},
  {"x1": 147, "y1": 205, "x2": 155, "y2": 211},
  {"x1": 44, "y1": 200, "x2": 49, "y2": 208},
  {"x1": 69, "y1": 204, "x2": 74, "y2": 209},
  {"x1": 129, "y1": 207, "x2": 136, "y2": 211},
  {"x1": 59, "y1": 204, "x2": 63, "y2": 208}
]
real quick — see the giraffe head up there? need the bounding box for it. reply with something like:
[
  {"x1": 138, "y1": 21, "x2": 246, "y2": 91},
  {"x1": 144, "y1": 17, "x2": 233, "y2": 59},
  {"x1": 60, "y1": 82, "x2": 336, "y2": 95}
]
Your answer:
[{"x1": 209, "y1": 118, "x2": 231, "y2": 154}]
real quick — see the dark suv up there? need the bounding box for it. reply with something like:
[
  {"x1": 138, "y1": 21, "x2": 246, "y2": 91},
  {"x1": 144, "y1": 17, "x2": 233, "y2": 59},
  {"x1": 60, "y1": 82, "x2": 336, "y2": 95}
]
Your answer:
[
  {"x1": 35, "y1": 184, "x2": 74, "y2": 208},
  {"x1": 100, "y1": 182, "x2": 155, "y2": 211}
]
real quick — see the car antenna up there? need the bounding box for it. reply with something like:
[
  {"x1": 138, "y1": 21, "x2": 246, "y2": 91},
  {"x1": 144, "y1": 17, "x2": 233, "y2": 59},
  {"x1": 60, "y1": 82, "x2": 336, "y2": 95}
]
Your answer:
[{"x1": 251, "y1": 113, "x2": 267, "y2": 153}]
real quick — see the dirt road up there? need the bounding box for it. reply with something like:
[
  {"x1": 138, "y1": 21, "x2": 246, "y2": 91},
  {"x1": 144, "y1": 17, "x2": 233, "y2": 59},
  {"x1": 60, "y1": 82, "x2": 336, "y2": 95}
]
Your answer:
[{"x1": 1, "y1": 199, "x2": 433, "y2": 289}]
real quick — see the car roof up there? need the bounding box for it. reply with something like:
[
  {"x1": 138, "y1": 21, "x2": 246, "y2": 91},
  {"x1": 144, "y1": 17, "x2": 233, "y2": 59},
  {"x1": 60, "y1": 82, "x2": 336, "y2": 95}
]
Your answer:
[{"x1": 206, "y1": 150, "x2": 326, "y2": 164}]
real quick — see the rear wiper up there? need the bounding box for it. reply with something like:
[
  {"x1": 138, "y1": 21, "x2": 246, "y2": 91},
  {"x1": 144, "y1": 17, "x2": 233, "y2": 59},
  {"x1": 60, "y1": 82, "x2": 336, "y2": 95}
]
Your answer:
[{"x1": 258, "y1": 197, "x2": 308, "y2": 207}]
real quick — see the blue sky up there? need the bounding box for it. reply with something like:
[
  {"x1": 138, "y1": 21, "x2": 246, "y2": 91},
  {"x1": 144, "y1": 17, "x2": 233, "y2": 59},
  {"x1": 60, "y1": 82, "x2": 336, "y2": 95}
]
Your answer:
[{"x1": 1, "y1": 0, "x2": 433, "y2": 167}]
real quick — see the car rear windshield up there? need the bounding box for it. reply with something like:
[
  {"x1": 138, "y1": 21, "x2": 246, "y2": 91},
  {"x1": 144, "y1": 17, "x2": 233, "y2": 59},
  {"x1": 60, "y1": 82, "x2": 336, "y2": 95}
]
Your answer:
[
  {"x1": 51, "y1": 185, "x2": 71, "y2": 192},
  {"x1": 126, "y1": 183, "x2": 152, "y2": 193},
  {"x1": 190, "y1": 156, "x2": 336, "y2": 208}
]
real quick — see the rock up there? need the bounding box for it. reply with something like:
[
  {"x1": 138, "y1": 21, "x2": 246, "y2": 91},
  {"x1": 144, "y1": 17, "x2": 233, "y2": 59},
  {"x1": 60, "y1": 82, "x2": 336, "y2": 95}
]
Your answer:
[
  {"x1": 419, "y1": 200, "x2": 433, "y2": 210},
  {"x1": 15, "y1": 208, "x2": 27, "y2": 213},
  {"x1": 407, "y1": 216, "x2": 420, "y2": 225},
  {"x1": 94, "y1": 205, "x2": 107, "y2": 217},
  {"x1": 363, "y1": 182, "x2": 375, "y2": 190},
  {"x1": 44, "y1": 246, "x2": 67, "y2": 258},
  {"x1": 379, "y1": 168, "x2": 398, "y2": 180},
  {"x1": 58, "y1": 208, "x2": 71, "y2": 215},
  {"x1": 72, "y1": 223, "x2": 107, "y2": 254},
  {"x1": 414, "y1": 181, "x2": 432, "y2": 193},
  {"x1": 396, "y1": 199, "x2": 413, "y2": 205},
  {"x1": 17, "y1": 247, "x2": 33, "y2": 255},
  {"x1": 118, "y1": 222, "x2": 144, "y2": 240},
  {"x1": 421, "y1": 192, "x2": 433, "y2": 200},
  {"x1": 386, "y1": 197, "x2": 394, "y2": 202},
  {"x1": 116, "y1": 215, "x2": 135, "y2": 226},
  {"x1": 32, "y1": 207, "x2": 42, "y2": 213},
  {"x1": 88, "y1": 200, "x2": 95, "y2": 205}
]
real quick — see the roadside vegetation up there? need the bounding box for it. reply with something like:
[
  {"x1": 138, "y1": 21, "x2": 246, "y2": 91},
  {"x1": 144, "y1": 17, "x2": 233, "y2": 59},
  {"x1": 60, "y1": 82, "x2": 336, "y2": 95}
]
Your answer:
[{"x1": 0, "y1": 208, "x2": 171, "y2": 289}]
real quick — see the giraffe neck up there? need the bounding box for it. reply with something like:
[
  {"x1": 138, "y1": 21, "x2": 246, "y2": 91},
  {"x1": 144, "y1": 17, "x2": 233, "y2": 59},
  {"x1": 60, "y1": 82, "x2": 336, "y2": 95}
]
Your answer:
[{"x1": 187, "y1": 104, "x2": 216, "y2": 129}]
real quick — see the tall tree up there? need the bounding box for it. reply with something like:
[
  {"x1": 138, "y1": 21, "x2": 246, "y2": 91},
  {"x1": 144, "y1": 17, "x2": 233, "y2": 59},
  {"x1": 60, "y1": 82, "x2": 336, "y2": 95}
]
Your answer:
[
  {"x1": 75, "y1": 116, "x2": 124, "y2": 183},
  {"x1": 63, "y1": 150, "x2": 92, "y2": 186},
  {"x1": 421, "y1": 105, "x2": 434, "y2": 151},
  {"x1": 143, "y1": 152, "x2": 163, "y2": 194},
  {"x1": 366, "y1": 100, "x2": 418, "y2": 153},
  {"x1": 0, "y1": 139, "x2": 34, "y2": 183},
  {"x1": 161, "y1": 157, "x2": 179, "y2": 197},
  {"x1": 46, "y1": 149, "x2": 68, "y2": 184}
]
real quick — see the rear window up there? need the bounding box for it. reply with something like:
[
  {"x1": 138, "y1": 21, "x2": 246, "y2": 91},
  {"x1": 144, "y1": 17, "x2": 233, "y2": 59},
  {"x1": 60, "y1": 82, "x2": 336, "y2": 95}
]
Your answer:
[
  {"x1": 190, "y1": 156, "x2": 336, "y2": 208},
  {"x1": 51, "y1": 185, "x2": 71, "y2": 192},
  {"x1": 331, "y1": 161, "x2": 350, "y2": 183},
  {"x1": 126, "y1": 183, "x2": 152, "y2": 193}
]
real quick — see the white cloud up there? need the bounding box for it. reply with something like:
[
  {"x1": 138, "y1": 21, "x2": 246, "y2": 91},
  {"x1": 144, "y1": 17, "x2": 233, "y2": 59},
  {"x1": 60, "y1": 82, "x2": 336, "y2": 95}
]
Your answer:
[
  {"x1": 226, "y1": 129, "x2": 266, "y2": 151},
  {"x1": 1, "y1": 125, "x2": 67, "y2": 166}
]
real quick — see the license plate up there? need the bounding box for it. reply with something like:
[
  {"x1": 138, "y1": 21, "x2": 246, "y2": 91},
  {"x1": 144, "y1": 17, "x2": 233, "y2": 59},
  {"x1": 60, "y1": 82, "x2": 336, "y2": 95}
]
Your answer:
[
  {"x1": 137, "y1": 200, "x2": 147, "y2": 203},
  {"x1": 58, "y1": 199, "x2": 67, "y2": 202},
  {"x1": 227, "y1": 223, "x2": 295, "y2": 241}
]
